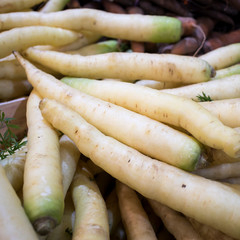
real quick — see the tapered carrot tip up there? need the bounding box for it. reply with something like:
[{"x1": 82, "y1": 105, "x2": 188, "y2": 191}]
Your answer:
[{"x1": 33, "y1": 217, "x2": 57, "y2": 236}]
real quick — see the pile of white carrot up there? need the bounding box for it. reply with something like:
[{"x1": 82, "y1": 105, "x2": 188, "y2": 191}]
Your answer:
[{"x1": 1, "y1": 1, "x2": 240, "y2": 240}]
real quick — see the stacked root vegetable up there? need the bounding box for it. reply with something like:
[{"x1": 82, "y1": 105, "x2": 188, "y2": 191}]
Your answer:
[{"x1": 1, "y1": 0, "x2": 240, "y2": 240}]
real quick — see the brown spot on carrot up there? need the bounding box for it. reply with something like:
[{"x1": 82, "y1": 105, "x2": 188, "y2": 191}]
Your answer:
[
  {"x1": 168, "y1": 67, "x2": 174, "y2": 75},
  {"x1": 145, "y1": 129, "x2": 151, "y2": 135}
]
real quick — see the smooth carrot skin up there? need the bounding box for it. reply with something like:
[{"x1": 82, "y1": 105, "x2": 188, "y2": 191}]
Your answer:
[
  {"x1": 0, "y1": 26, "x2": 81, "y2": 59},
  {"x1": 199, "y1": 43, "x2": 240, "y2": 70},
  {"x1": 0, "y1": 0, "x2": 47, "y2": 13},
  {"x1": 116, "y1": 181, "x2": 158, "y2": 240},
  {"x1": 14, "y1": 52, "x2": 205, "y2": 171},
  {"x1": 60, "y1": 134, "x2": 81, "y2": 197},
  {"x1": 71, "y1": 162, "x2": 110, "y2": 240},
  {"x1": 39, "y1": 97, "x2": 240, "y2": 240},
  {"x1": 0, "y1": 8, "x2": 182, "y2": 43},
  {"x1": 60, "y1": 78, "x2": 240, "y2": 158},
  {"x1": 23, "y1": 89, "x2": 64, "y2": 236},
  {"x1": 161, "y1": 74, "x2": 240, "y2": 101},
  {"x1": 199, "y1": 99, "x2": 240, "y2": 128},
  {"x1": 0, "y1": 165, "x2": 39, "y2": 240},
  {"x1": 24, "y1": 48, "x2": 214, "y2": 83}
]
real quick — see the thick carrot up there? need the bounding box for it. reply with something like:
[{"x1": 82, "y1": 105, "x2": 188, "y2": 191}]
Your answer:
[
  {"x1": 0, "y1": 0, "x2": 47, "y2": 13},
  {"x1": 199, "y1": 99, "x2": 240, "y2": 128},
  {"x1": 23, "y1": 89, "x2": 64, "y2": 235},
  {"x1": 161, "y1": 75, "x2": 240, "y2": 101},
  {"x1": 0, "y1": 164, "x2": 39, "y2": 240},
  {"x1": 60, "y1": 78, "x2": 240, "y2": 158},
  {"x1": 39, "y1": 97, "x2": 240, "y2": 240},
  {"x1": 0, "y1": 8, "x2": 182, "y2": 43},
  {"x1": 0, "y1": 26, "x2": 81, "y2": 59},
  {"x1": 24, "y1": 48, "x2": 214, "y2": 83},
  {"x1": 15, "y1": 52, "x2": 205, "y2": 171},
  {"x1": 71, "y1": 162, "x2": 109, "y2": 240},
  {"x1": 60, "y1": 135, "x2": 80, "y2": 197},
  {"x1": 199, "y1": 43, "x2": 240, "y2": 70},
  {"x1": 116, "y1": 181, "x2": 157, "y2": 240}
]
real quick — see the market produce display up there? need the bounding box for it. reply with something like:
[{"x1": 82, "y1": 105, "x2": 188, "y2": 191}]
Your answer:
[{"x1": 1, "y1": 0, "x2": 240, "y2": 240}]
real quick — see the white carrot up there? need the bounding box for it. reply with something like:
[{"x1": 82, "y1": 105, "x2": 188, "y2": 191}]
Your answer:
[
  {"x1": 39, "y1": 97, "x2": 240, "y2": 240},
  {"x1": 0, "y1": 0, "x2": 47, "y2": 13},
  {"x1": 0, "y1": 164, "x2": 38, "y2": 240},
  {"x1": 71, "y1": 162, "x2": 110, "y2": 240},
  {"x1": 24, "y1": 48, "x2": 214, "y2": 83},
  {"x1": 23, "y1": 89, "x2": 64, "y2": 236},
  {"x1": 14, "y1": 52, "x2": 205, "y2": 171},
  {"x1": 135, "y1": 79, "x2": 183, "y2": 90},
  {"x1": 161, "y1": 75, "x2": 240, "y2": 101},
  {"x1": 0, "y1": 8, "x2": 182, "y2": 43},
  {"x1": 60, "y1": 77, "x2": 240, "y2": 158},
  {"x1": 0, "y1": 26, "x2": 81, "y2": 58},
  {"x1": 199, "y1": 43, "x2": 240, "y2": 70},
  {"x1": 199, "y1": 99, "x2": 240, "y2": 128},
  {"x1": 60, "y1": 134, "x2": 81, "y2": 197}
]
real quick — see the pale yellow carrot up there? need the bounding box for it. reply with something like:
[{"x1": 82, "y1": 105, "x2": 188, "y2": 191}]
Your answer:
[
  {"x1": 61, "y1": 77, "x2": 240, "y2": 158},
  {"x1": 39, "y1": 97, "x2": 240, "y2": 240},
  {"x1": 0, "y1": 165, "x2": 38, "y2": 240},
  {"x1": 24, "y1": 48, "x2": 214, "y2": 83},
  {"x1": 14, "y1": 52, "x2": 205, "y2": 171}
]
